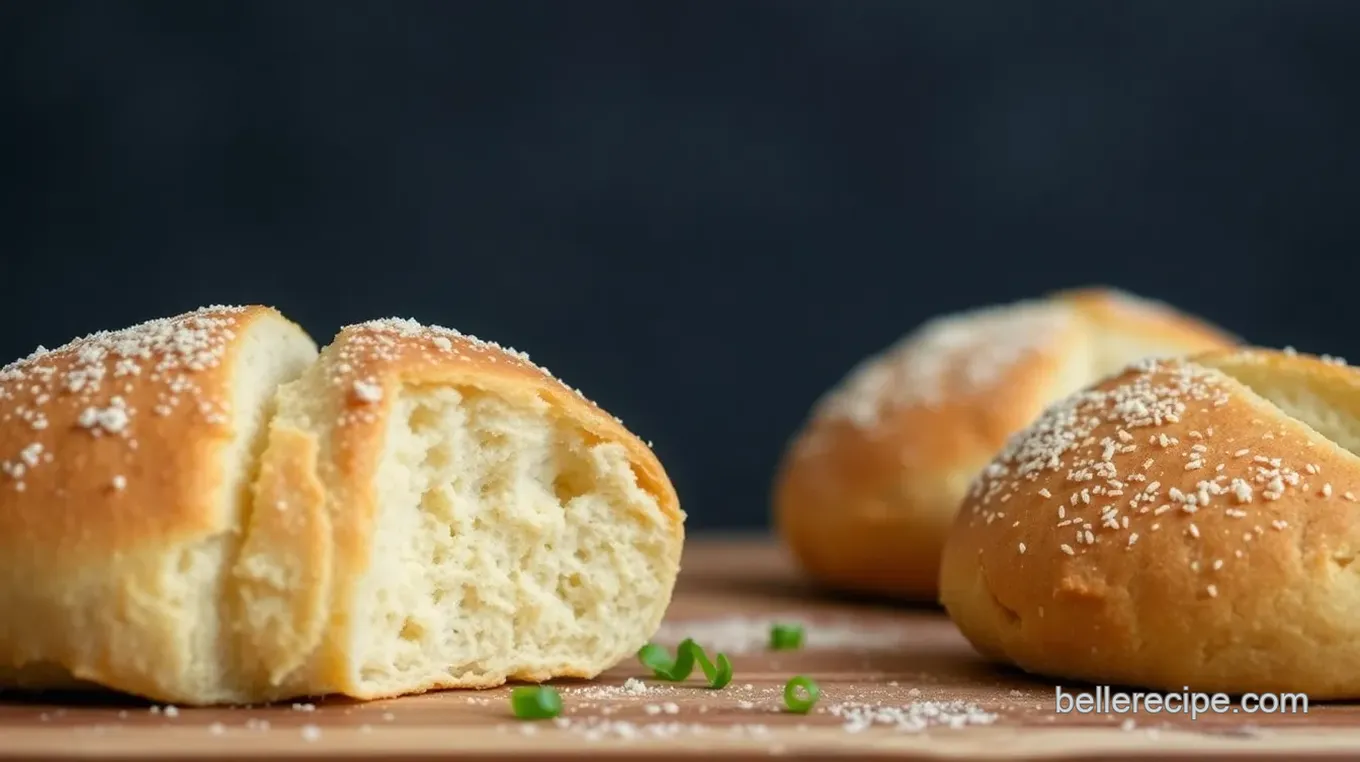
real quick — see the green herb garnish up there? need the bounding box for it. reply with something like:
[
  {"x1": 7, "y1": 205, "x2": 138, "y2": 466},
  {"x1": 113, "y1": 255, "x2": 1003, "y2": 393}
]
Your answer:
[
  {"x1": 783, "y1": 676, "x2": 820, "y2": 713},
  {"x1": 636, "y1": 638, "x2": 733, "y2": 689},
  {"x1": 510, "y1": 686, "x2": 563, "y2": 719},
  {"x1": 769, "y1": 623, "x2": 805, "y2": 650}
]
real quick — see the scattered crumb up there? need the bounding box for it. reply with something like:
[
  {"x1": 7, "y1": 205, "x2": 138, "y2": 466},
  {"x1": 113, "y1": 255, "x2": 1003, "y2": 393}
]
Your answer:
[
  {"x1": 573, "y1": 679, "x2": 657, "y2": 700},
  {"x1": 504, "y1": 716, "x2": 773, "y2": 742},
  {"x1": 830, "y1": 700, "x2": 998, "y2": 733}
]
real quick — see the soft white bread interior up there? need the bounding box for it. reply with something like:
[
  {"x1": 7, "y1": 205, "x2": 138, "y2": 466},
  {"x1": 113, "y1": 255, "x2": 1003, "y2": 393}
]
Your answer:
[
  {"x1": 0, "y1": 309, "x2": 684, "y2": 705},
  {"x1": 239, "y1": 318, "x2": 683, "y2": 701},
  {"x1": 773, "y1": 287, "x2": 1238, "y2": 600},
  {"x1": 0, "y1": 306, "x2": 320, "y2": 703},
  {"x1": 940, "y1": 348, "x2": 1360, "y2": 698}
]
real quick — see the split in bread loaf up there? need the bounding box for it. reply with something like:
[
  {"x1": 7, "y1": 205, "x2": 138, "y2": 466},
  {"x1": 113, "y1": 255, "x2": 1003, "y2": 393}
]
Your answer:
[
  {"x1": 0, "y1": 307, "x2": 683, "y2": 705},
  {"x1": 773, "y1": 287, "x2": 1237, "y2": 600},
  {"x1": 941, "y1": 348, "x2": 1360, "y2": 698}
]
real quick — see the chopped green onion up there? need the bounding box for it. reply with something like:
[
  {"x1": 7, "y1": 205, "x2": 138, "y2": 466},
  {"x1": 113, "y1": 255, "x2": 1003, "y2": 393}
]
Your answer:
[
  {"x1": 769, "y1": 623, "x2": 804, "y2": 650},
  {"x1": 637, "y1": 643, "x2": 676, "y2": 676},
  {"x1": 636, "y1": 638, "x2": 734, "y2": 689},
  {"x1": 783, "y1": 676, "x2": 820, "y2": 713},
  {"x1": 697, "y1": 649, "x2": 735, "y2": 690},
  {"x1": 510, "y1": 686, "x2": 563, "y2": 719}
]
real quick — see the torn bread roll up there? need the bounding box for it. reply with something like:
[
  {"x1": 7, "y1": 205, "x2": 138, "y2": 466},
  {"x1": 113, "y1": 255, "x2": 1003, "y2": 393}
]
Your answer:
[
  {"x1": 941, "y1": 348, "x2": 1360, "y2": 698},
  {"x1": 773, "y1": 287, "x2": 1236, "y2": 600},
  {"x1": 0, "y1": 308, "x2": 683, "y2": 705}
]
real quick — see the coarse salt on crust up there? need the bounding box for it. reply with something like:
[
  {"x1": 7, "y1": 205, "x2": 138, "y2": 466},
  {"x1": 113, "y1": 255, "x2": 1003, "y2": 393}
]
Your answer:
[
  {"x1": 0, "y1": 306, "x2": 249, "y2": 491},
  {"x1": 323, "y1": 318, "x2": 635, "y2": 435}
]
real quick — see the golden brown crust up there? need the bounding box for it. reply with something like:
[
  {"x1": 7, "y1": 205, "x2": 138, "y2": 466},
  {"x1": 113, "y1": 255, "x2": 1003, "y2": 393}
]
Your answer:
[
  {"x1": 0, "y1": 306, "x2": 268, "y2": 558},
  {"x1": 0, "y1": 306, "x2": 319, "y2": 701},
  {"x1": 1051, "y1": 287, "x2": 1241, "y2": 349},
  {"x1": 940, "y1": 348, "x2": 1360, "y2": 697},
  {"x1": 774, "y1": 287, "x2": 1236, "y2": 600}
]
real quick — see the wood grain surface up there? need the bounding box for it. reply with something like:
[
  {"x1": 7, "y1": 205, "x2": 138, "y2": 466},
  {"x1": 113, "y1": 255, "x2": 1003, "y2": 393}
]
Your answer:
[{"x1": 2, "y1": 535, "x2": 1359, "y2": 761}]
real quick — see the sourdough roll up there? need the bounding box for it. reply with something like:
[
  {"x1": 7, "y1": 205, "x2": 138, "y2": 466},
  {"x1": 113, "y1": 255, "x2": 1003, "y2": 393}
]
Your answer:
[
  {"x1": 239, "y1": 318, "x2": 683, "y2": 701},
  {"x1": 773, "y1": 287, "x2": 1236, "y2": 600},
  {"x1": 0, "y1": 306, "x2": 320, "y2": 703},
  {"x1": 941, "y1": 348, "x2": 1360, "y2": 698}
]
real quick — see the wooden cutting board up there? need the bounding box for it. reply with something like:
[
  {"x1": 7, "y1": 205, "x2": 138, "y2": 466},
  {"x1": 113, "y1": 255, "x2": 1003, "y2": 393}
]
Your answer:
[{"x1": 2, "y1": 536, "x2": 1359, "y2": 761}]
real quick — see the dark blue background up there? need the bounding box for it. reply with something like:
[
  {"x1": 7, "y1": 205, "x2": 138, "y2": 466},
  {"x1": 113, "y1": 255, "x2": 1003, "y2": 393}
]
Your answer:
[{"x1": 3, "y1": 1, "x2": 1358, "y2": 529}]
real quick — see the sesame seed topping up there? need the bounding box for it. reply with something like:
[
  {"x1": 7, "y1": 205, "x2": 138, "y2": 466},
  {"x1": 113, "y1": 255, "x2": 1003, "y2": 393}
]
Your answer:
[{"x1": 962, "y1": 354, "x2": 1338, "y2": 565}]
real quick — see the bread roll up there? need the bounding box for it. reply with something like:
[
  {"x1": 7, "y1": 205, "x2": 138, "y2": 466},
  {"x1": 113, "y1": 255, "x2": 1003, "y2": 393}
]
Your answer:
[
  {"x1": 0, "y1": 306, "x2": 320, "y2": 702},
  {"x1": 773, "y1": 287, "x2": 1236, "y2": 600},
  {"x1": 0, "y1": 308, "x2": 683, "y2": 705},
  {"x1": 940, "y1": 348, "x2": 1360, "y2": 698}
]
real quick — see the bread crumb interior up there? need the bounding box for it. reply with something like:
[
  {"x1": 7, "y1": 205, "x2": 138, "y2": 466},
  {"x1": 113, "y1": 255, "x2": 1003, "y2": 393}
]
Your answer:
[
  {"x1": 351, "y1": 385, "x2": 673, "y2": 695},
  {"x1": 1198, "y1": 356, "x2": 1360, "y2": 457}
]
